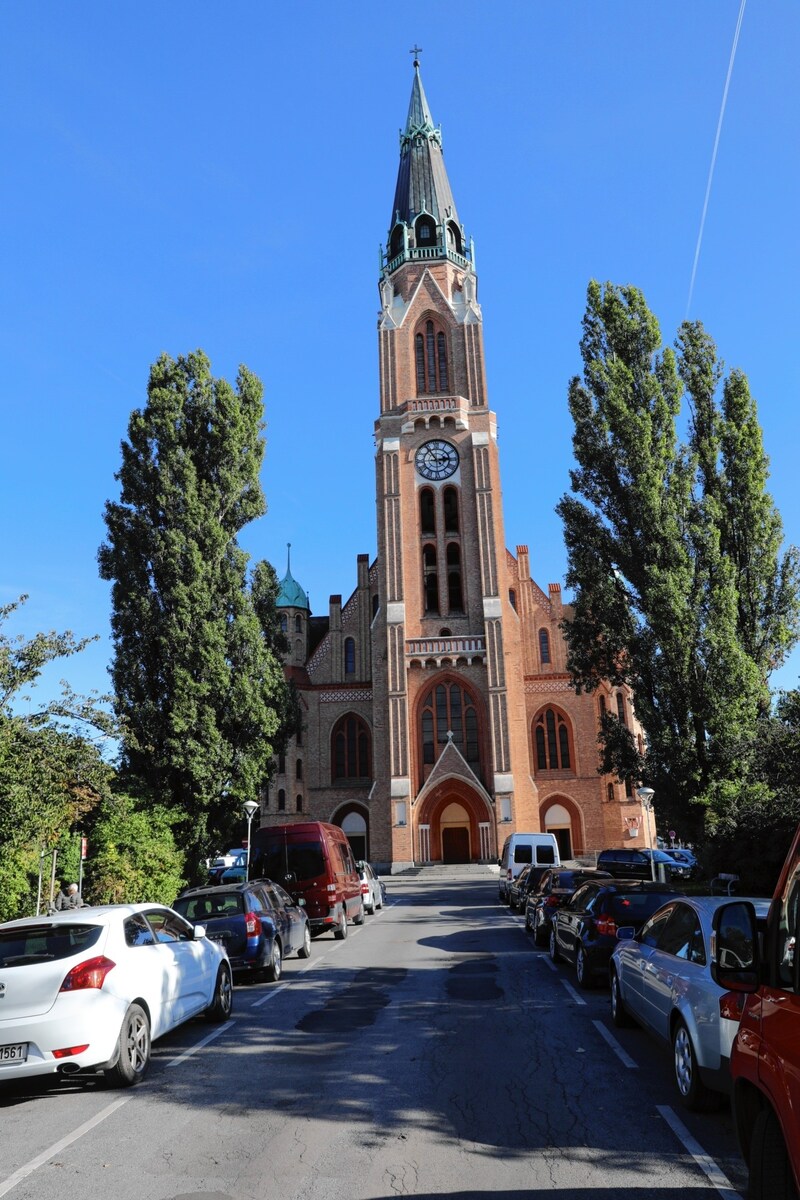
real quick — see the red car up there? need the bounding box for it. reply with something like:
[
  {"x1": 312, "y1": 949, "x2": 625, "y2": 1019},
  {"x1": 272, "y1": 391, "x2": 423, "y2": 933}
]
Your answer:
[{"x1": 713, "y1": 824, "x2": 800, "y2": 1200}]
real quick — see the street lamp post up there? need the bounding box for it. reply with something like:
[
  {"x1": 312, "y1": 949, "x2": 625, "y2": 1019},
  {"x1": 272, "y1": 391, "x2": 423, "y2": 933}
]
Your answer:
[
  {"x1": 637, "y1": 787, "x2": 657, "y2": 882},
  {"x1": 242, "y1": 800, "x2": 260, "y2": 882}
]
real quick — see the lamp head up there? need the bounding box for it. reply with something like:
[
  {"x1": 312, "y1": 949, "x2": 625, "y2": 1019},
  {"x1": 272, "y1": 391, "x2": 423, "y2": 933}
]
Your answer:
[
  {"x1": 637, "y1": 787, "x2": 655, "y2": 806},
  {"x1": 242, "y1": 800, "x2": 260, "y2": 819}
]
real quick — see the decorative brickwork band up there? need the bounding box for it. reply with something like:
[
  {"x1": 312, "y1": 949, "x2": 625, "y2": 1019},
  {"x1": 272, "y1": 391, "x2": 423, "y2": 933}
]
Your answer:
[
  {"x1": 524, "y1": 679, "x2": 572, "y2": 693},
  {"x1": 319, "y1": 689, "x2": 373, "y2": 703}
]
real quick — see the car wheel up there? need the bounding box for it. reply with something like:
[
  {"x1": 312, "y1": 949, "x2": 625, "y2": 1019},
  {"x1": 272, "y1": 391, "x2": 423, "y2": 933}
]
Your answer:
[
  {"x1": 333, "y1": 905, "x2": 348, "y2": 939},
  {"x1": 549, "y1": 927, "x2": 562, "y2": 963},
  {"x1": 298, "y1": 925, "x2": 312, "y2": 959},
  {"x1": 263, "y1": 940, "x2": 283, "y2": 983},
  {"x1": 524, "y1": 906, "x2": 533, "y2": 932},
  {"x1": 365, "y1": 900, "x2": 375, "y2": 915},
  {"x1": 672, "y1": 1019, "x2": 720, "y2": 1112},
  {"x1": 205, "y1": 963, "x2": 233, "y2": 1021},
  {"x1": 353, "y1": 901, "x2": 365, "y2": 926},
  {"x1": 533, "y1": 911, "x2": 548, "y2": 948},
  {"x1": 575, "y1": 945, "x2": 594, "y2": 989},
  {"x1": 610, "y1": 970, "x2": 634, "y2": 1028},
  {"x1": 748, "y1": 1108, "x2": 798, "y2": 1200},
  {"x1": 105, "y1": 1003, "x2": 151, "y2": 1087}
]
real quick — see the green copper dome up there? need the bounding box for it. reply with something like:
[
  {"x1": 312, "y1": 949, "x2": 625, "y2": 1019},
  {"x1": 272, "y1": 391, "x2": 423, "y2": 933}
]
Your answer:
[{"x1": 276, "y1": 545, "x2": 309, "y2": 610}]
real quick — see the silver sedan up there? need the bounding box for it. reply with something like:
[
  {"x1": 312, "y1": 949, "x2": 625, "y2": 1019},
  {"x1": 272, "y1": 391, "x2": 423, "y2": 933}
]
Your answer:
[{"x1": 609, "y1": 894, "x2": 770, "y2": 1111}]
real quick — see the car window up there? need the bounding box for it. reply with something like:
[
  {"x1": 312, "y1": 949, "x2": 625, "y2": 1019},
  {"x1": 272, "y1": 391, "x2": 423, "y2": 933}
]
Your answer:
[
  {"x1": 273, "y1": 884, "x2": 295, "y2": 907},
  {"x1": 0, "y1": 923, "x2": 103, "y2": 965},
  {"x1": 145, "y1": 908, "x2": 194, "y2": 943},
  {"x1": 777, "y1": 862, "x2": 800, "y2": 989},
  {"x1": 638, "y1": 906, "x2": 673, "y2": 947},
  {"x1": 124, "y1": 913, "x2": 157, "y2": 947},
  {"x1": 658, "y1": 903, "x2": 706, "y2": 963},
  {"x1": 514, "y1": 845, "x2": 533, "y2": 864},
  {"x1": 568, "y1": 884, "x2": 596, "y2": 911}
]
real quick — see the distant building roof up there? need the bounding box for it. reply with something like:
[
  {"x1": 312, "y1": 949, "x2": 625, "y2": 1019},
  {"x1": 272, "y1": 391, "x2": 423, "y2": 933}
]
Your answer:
[{"x1": 276, "y1": 545, "x2": 309, "y2": 610}]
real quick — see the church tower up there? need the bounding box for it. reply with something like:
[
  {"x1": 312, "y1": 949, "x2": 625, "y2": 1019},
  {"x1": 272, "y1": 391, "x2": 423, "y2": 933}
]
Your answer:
[
  {"x1": 371, "y1": 59, "x2": 539, "y2": 867},
  {"x1": 260, "y1": 62, "x2": 650, "y2": 873}
]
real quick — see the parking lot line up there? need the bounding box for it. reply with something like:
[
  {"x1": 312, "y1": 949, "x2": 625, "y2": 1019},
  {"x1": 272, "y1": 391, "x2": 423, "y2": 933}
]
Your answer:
[
  {"x1": 657, "y1": 1105, "x2": 743, "y2": 1200},
  {"x1": 0, "y1": 1096, "x2": 129, "y2": 1198},
  {"x1": 592, "y1": 1019, "x2": 638, "y2": 1068},
  {"x1": 560, "y1": 979, "x2": 587, "y2": 1006},
  {"x1": 166, "y1": 1018, "x2": 236, "y2": 1067}
]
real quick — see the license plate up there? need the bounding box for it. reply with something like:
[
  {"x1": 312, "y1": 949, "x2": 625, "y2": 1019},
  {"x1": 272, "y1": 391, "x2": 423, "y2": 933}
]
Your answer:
[{"x1": 0, "y1": 1043, "x2": 28, "y2": 1064}]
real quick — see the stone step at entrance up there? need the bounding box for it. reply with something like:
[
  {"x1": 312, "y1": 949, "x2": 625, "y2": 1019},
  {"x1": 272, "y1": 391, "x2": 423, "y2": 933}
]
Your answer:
[{"x1": 393, "y1": 862, "x2": 499, "y2": 878}]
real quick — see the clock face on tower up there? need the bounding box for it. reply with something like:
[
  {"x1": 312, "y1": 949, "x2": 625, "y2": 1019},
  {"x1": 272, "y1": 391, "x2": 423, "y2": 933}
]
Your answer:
[{"x1": 415, "y1": 439, "x2": 459, "y2": 482}]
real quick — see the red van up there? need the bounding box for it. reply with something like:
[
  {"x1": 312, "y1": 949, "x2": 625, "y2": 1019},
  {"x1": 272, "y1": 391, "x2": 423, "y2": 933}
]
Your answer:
[
  {"x1": 712, "y1": 823, "x2": 800, "y2": 1200},
  {"x1": 249, "y1": 822, "x2": 364, "y2": 938}
]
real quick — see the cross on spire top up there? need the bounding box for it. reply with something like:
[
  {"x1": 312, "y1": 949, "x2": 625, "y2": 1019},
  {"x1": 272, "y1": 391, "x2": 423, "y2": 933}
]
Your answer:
[{"x1": 410, "y1": 45, "x2": 423, "y2": 68}]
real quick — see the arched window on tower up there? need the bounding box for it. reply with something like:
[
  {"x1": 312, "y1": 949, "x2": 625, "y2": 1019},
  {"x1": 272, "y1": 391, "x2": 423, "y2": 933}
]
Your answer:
[
  {"x1": 533, "y1": 708, "x2": 573, "y2": 772},
  {"x1": 420, "y1": 488, "x2": 435, "y2": 534},
  {"x1": 280, "y1": 615, "x2": 288, "y2": 633},
  {"x1": 617, "y1": 693, "x2": 627, "y2": 726},
  {"x1": 415, "y1": 319, "x2": 449, "y2": 395},
  {"x1": 344, "y1": 637, "x2": 356, "y2": 675},
  {"x1": 418, "y1": 680, "x2": 482, "y2": 785},
  {"x1": 415, "y1": 215, "x2": 436, "y2": 245},
  {"x1": 278, "y1": 789, "x2": 286, "y2": 812},
  {"x1": 443, "y1": 486, "x2": 459, "y2": 532},
  {"x1": 447, "y1": 543, "x2": 463, "y2": 611},
  {"x1": 539, "y1": 628, "x2": 551, "y2": 665},
  {"x1": 296, "y1": 794, "x2": 303, "y2": 813},
  {"x1": 423, "y1": 544, "x2": 439, "y2": 613},
  {"x1": 294, "y1": 614, "x2": 302, "y2": 633},
  {"x1": 446, "y1": 221, "x2": 462, "y2": 255},
  {"x1": 331, "y1": 714, "x2": 372, "y2": 782}
]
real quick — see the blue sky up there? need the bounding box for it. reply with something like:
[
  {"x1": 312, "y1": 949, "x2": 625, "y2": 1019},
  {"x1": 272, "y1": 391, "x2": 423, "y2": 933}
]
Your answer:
[{"x1": 2, "y1": 2, "x2": 799, "y2": 714}]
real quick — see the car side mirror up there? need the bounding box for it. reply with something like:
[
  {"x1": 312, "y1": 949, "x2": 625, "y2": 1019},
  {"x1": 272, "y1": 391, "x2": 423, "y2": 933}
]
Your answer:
[
  {"x1": 297, "y1": 897, "x2": 306, "y2": 907},
  {"x1": 193, "y1": 924, "x2": 207, "y2": 939},
  {"x1": 616, "y1": 926, "x2": 636, "y2": 940},
  {"x1": 710, "y1": 900, "x2": 760, "y2": 991}
]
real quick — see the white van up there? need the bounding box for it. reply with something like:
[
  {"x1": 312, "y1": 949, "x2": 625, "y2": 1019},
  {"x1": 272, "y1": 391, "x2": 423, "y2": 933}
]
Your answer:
[{"x1": 498, "y1": 832, "x2": 560, "y2": 901}]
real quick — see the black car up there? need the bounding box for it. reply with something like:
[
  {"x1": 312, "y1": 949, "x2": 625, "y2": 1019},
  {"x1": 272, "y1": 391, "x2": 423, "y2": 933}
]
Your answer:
[
  {"x1": 596, "y1": 847, "x2": 691, "y2": 881},
  {"x1": 507, "y1": 863, "x2": 550, "y2": 912},
  {"x1": 524, "y1": 867, "x2": 612, "y2": 946},
  {"x1": 549, "y1": 879, "x2": 680, "y2": 988},
  {"x1": 173, "y1": 879, "x2": 311, "y2": 982}
]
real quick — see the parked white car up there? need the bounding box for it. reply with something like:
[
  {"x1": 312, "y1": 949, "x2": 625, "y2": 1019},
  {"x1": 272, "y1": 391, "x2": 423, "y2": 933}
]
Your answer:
[
  {"x1": 609, "y1": 894, "x2": 770, "y2": 1110},
  {"x1": 0, "y1": 904, "x2": 232, "y2": 1087},
  {"x1": 355, "y1": 861, "x2": 384, "y2": 915}
]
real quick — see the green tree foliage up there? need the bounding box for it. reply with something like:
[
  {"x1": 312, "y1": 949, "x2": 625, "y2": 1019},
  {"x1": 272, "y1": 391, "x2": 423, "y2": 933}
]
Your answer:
[
  {"x1": 98, "y1": 351, "x2": 292, "y2": 874},
  {"x1": 0, "y1": 597, "x2": 114, "y2": 921},
  {"x1": 84, "y1": 790, "x2": 185, "y2": 905},
  {"x1": 557, "y1": 282, "x2": 800, "y2": 840}
]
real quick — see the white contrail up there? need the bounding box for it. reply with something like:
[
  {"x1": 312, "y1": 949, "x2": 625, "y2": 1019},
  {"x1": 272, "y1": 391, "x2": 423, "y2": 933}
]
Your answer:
[{"x1": 686, "y1": 0, "x2": 747, "y2": 318}]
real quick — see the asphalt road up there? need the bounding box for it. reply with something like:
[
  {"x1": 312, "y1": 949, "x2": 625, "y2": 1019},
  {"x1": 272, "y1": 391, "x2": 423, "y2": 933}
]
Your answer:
[{"x1": 0, "y1": 872, "x2": 748, "y2": 1200}]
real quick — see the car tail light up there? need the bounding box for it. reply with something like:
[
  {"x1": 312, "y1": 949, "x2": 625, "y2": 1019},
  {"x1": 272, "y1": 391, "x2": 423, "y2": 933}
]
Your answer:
[
  {"x1": 545, "y1": 896, "x2": 561, "y2": 908},
  {"x1": 720, "y1": 990, "x2": 745, "y2": 1022},
  {"x1": 361, "y1": 883, "x2": 369, "y2": 895},
  {"x1": 245, "y1": 911, "x2": 262, "y2": 936},
  {"x1": 60, "y1": 956, "x2": 116, "y2": 992},
  {"x1": 327, "y1": 883, "x2": 337, "y2": 893},
  {"x1": 594, "y1": 915, "x2": 617, "y2": 937},
  {"x1": 53, "y1": 1045, "x2": 90, "y2": 1058}
]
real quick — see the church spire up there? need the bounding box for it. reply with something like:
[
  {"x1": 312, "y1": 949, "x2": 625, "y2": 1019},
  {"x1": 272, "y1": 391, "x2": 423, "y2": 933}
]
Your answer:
[{"x1": 384, "y1": 57, "x2": 472, "y2": 275}]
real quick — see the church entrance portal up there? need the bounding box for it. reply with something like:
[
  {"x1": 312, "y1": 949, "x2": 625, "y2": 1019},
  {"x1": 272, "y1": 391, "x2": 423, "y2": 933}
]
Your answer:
[{"x1": 442, "y1": 826, "x2": 470, "y2": 863}]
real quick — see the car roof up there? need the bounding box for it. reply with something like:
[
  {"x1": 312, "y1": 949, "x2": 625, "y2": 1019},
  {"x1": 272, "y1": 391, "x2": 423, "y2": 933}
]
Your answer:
[
  {"x1": 176, "y1": 881, "x2": 264, "y2": 898},
  {"x1": 671, "y1": 894, "x2": 772, "y2": 918},
  {"x1": 0, "y1": 903, "x2": 178, "y2": 930}
]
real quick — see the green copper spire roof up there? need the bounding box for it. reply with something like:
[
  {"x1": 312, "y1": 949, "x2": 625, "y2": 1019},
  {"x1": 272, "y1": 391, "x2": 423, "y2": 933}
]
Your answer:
[
  {"x1": 276, "y1": 544, "x2": 309, "y2": 610},
  {"x1": 390, "y1": 60, "x2": 461, "y2": 235}
]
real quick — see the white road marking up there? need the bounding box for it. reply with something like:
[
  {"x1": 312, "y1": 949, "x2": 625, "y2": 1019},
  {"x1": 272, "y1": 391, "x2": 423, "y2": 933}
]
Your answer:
[
  {"x1": 0, "y1": 1096, "x2": 129, "y2": 1198},
  {"x1": 539, "y1": 955, "x2": 558, "y2": 972},
  {"x1": 165, "y1": 1018, "x2": 236, "y2": 1067},
  {"x1": 560, "y1": 979, "x2": 587, "y2": 1005},
  {"x1": 657, "y1": 1105, "x2": 743, "y2": 1200},
  {"x1": 592, "y1": 1019, "x2": 638, "y2": 1068}
]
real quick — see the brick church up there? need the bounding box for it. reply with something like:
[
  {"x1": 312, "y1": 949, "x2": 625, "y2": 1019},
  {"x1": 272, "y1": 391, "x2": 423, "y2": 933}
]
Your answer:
[{"x1": 259, "y1": 62, "x2": 647, "y2": 871}]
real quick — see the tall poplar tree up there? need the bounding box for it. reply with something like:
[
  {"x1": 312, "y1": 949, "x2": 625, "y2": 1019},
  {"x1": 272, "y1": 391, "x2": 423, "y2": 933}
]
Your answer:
[
  {"x1": 98, "y1": 351, "x2": 290, "y2": 870},
  {"x1": 557, "y1": 282, "x2": 800, "y2": 839}
]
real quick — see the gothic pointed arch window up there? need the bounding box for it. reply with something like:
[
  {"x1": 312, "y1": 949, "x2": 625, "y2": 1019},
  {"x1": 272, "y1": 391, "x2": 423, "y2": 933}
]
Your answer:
[
  {"x1": 418, "y1": 679, "x2": 482, "y2": 786},
  {"x1": 420, "y1": 487, "x2": 436, "y2": 534},
  {"x1": 423, "y1": 544, "x2": 439, "y2": 613},
  {"x1": 415, "y1": 215, "x2": 436, "y2": 245},
  {"x1": 539, "y1": 628, "x2": 551, "y2": 665},
  {"x1": 278, "y1": 788, "x2": 286, "y2": 812},
  {"x1": 331, "y1": 713, "x2": 372, "y2": 783},
  {"x1": 533, "y1": 707, "x2": 574, "y2": 773},
  {"x1": 616, "y1": 693, "x2": 627, "y2": 726},
  {"x1": 447, "y1": 543, "x2": 463, "y2": 611},
  {"x1": 415, "y1": 318, "x2": 449, "y2": 395},
  {"x1": 443, "y1": 486, "x2": 459, "y2": 532}
]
